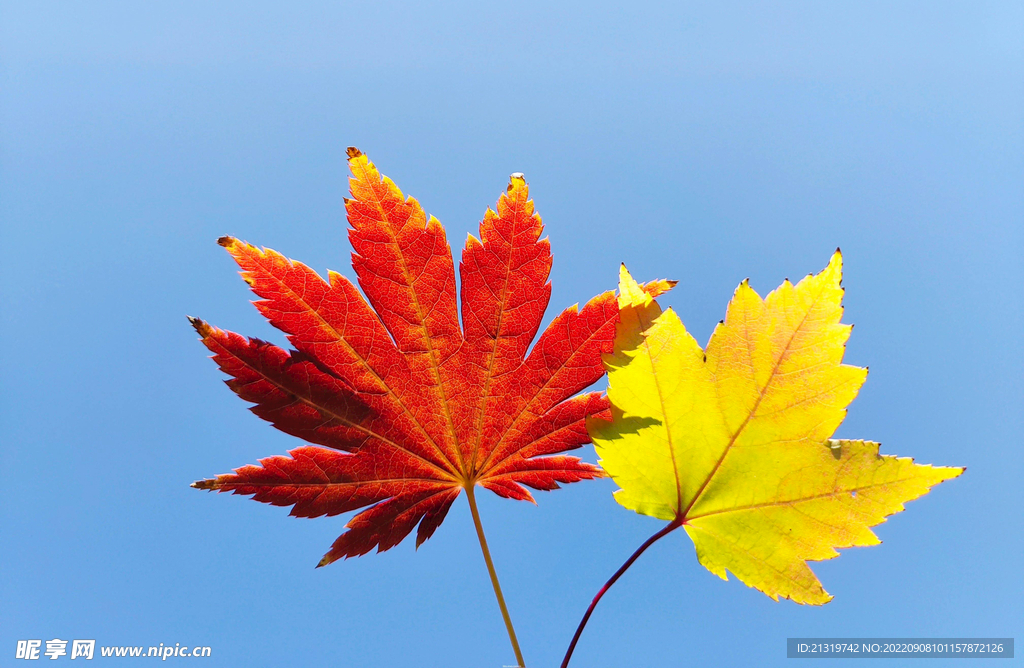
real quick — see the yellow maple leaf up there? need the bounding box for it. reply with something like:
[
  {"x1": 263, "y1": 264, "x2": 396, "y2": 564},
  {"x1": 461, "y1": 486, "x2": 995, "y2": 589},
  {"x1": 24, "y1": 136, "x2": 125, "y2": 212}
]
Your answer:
[{"x1": 591, "y1": 252, "x2": 963, "y2": 605}]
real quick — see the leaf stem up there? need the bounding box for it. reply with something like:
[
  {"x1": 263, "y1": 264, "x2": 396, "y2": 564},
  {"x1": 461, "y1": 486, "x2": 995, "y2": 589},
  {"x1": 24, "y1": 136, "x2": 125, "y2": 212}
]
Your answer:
[
  {"x1": 560, "y1": 518, "x2": 683, "y2": 668},
  {"x1": 466, "y1": 485, "x2": 526, "y2": 667}
]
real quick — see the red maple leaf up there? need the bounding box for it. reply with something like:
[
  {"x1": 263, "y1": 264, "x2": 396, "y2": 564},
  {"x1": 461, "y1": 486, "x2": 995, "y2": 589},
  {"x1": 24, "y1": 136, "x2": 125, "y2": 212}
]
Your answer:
[{"x1": 191, "y1": 149, "x2": 617, "y2": 568}]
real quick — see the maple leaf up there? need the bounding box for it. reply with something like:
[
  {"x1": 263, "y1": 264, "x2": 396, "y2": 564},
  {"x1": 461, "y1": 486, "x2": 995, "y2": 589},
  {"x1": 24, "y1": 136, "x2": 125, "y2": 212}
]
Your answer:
[
  {"x1": 593, "y1": 252, "x2": 963, "y2": 604},
  {"x1": 560, "y1": 251, "x2": 963, "y2": 668},
  {"x1": 190, "y1": 149, "x2": 616, "y2": 569}
]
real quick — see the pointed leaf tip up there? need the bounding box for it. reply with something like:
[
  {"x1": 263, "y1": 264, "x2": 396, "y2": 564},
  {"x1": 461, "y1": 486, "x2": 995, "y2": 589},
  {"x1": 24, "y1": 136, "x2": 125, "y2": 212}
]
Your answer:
[
  {"x1": 346, "y1": 146, "x2": 363, "y2": 159},
  {"x1": 507, "y1": 172, "x2": 527, "y2": 192},
  {"x1": 616, "y1": 267, "x2": 677, "y2": 304},
  {"x1": 187, "y1": 316, "x2": 211, "y2": 336},
  {"x1": 827, "y1": 248, "x2": 843, "y2": 271},
  {"x1": 617, "y1": 265, "x2": 649, "y2": 308},
  {"x1": 317, "y1": 553, "x2": 336, "y2": 568},
  {"x1": 642, "y1": 278, "x2": 677, "y2": 299}
]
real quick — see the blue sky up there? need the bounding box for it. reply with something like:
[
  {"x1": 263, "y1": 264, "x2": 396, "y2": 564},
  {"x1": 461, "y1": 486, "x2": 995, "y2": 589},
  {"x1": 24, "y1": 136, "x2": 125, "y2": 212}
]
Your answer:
[{"x1": 1, "y1": 2, "x2": 1021, "y2": 666}]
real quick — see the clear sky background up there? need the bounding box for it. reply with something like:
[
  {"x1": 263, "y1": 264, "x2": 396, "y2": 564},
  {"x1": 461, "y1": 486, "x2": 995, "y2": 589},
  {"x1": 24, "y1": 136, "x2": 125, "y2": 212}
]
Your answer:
[{"x1": 2, "y1": 2, "x2": 1021, "y2": 667}]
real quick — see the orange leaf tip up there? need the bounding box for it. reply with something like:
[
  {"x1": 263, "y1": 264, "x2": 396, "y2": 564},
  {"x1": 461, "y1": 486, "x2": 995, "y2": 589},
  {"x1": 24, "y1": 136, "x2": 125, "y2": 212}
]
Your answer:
[
  {"x1": 507, "y1": 172, "x2": 526, "y2": 193},
  {"x1": 642, "y1": 278, "x2": 678, "y2": 299},
  {"x1": 187, "y1": 316, "x2": 211, "y2": 337}
]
